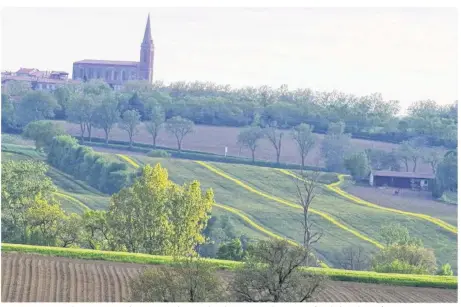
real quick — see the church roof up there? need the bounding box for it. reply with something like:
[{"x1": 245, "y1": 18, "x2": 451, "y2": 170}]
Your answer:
[
  {"x1": 74, "y1": 59, "x2": 139, "y2": 67},
  {"x1": 142, "y1": 14, "x2": 153, "y2": 44}
]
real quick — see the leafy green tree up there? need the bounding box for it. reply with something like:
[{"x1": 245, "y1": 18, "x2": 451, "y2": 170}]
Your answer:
[
  {"x1": 53, "y1": 84, "x2": 78, "y2": 119},
  {"x1": 67, "y1": 93, "x2": 95, "y2": 142},
  {"x1": 93, "y1": 93, "x2": 120, "y2": 144},
  {"x1": 217, "y1": 238, "x2": 244, "y2": 261},
  {"x1": 291, "y1": 123, "x2": 316, "y2": 168},
  {"x1": 321, "y1": 122, "x2": 351, "y2": 172},
  {"x1": 1, "y1": 160, "x2": 56, "y2": 243},
  {"x1": 437, "y1": 263, "x2": 454, "y2": 276},
  {"x1": 119, "y1": 110, "x2": 141, "y2": 148},
  {"x1": 1, "y1": 93, "x2": 19, "y2": 131},
  {"x1": 165, "y1": 116, "x2": 195, "y2": 152},
  {"x1": 237, "y1": 126, "x2": 263, "y2": 162},
  {"x1": 57, "y1": 213, "x2": 83, "y2": 247},
  {"x1": 145, "y1": 105, "x2": 165, "y2": 148},
  {"x1": 433, "y1": 151, "x2": 457, "y2": 197},
  {"x1": 397, "y1": 138, "x2": 426, "y2": 172},
  {"x1": 231, "y1": 239, "x2": 326, "y2": 302},
  {"x1": 344, "y1": 151, "x2": 370, "y2": 181},
  {"x1": 365, "y1": 149, "x2": 400, "y2": 171},
  {"x1": 129, "y1": 257, "x2": 226, "y2": 302},
  {"x1": 81, "y1": 210, "x2": 113, "y2": 250},
  {"x1": 379, "y1": 223, "x2": 422, "y2": 247},
  {"x1": 2, "y1": 80, "x2": 32, "y2": 99},
  {"x1": 371, "y1": 244, "x2": 437, "y2": 275},
  {"x1": 22, "y1": 120, "x2": 65, "y2": 152},
  {"x1": 16, "y1": 91, "x2": 60, "y2": 126},
  {"x1": 26, "y1": 195, "x2": 65, "y2": 245},
  {"x1": 108, "y1": 164, "x2": 213, "y2": 255},
  {"x1": 264, "y1": 121, "x2": 284, "y2": 164}
]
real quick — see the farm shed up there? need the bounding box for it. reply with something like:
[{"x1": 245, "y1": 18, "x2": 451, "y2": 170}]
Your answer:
[{"x1": 369, "y1": 170, "x2": 435, "y2": 191}]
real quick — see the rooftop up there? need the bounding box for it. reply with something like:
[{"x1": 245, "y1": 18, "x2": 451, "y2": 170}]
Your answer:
[
  {"x1": 371, "y1": 170, "x2": 435, "y2": 179},
  {"x1": 74, "y1": 59, "x2": 139, "y2": 66},
  {"x1": 2, "y1": 74, "x2": 79, "y2": 84}
]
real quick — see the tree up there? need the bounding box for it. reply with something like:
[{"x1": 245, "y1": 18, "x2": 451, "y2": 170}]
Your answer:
[
  {"x1": 397, "y1": 138, "x2": 425, "y2": 172},
  {"x1": 231, "y1": 239, "x2": 326, "y2": 302},
  {"x1": 237, "y1": 126, "x2": 263, "y2": 162},
  {"x1": 371, "y1": 244, "x2": 437, "y2": 275},
  {"x1": 81, "y1": 210, "x2": 113, "y2": 250},
  {"x1": 291, "y1": 123, "x2": 316, "y2": 168},
  {"x1": 335, "y1": 246, "x2": 370, "y2": 271},
  {"x1": 26, "y1": 195, "x2": 65, "y2": 246},
  {"x1": 365, "y1": 149, "x2": 400, "y2": 171},
  {"x1": 22, "y1": 120, "x2": 65, "y2": 152},
  {"x1": 264, "y1": 121, "x2": 284, "y2": 164},
  {"x1": 379, "y1": 223, "x2": 422, "y2": 247},
  {"x1": 433, "y1": 152, "x2": 457, "y2": 197},
  {"x1": 67, "y1": 93, "x2": 95, "y2": 142},
  {"x1": 93, "y1": 93, "x2": 120, "y2": 144},
  {"x1": 2, "y1": 80, "x2": 32, "y2": 99},
  {"x1": 16, "y1": 91, "x2": 60, "y2": 126},
  {"x1": 145, "y1": 105, "x2": 165, "y2": 148},
  {"x1": 293, "y1": 170, "x2": 322, "y2": 266},
  {"x1": 344, "y1": 151, "x2": 370, "y2": 181},
  {"x1": 423, "y1": 147, "x2": 444, "y2": 173},
  {"x1": 107, "y1": 164, "x2": 213, "y2": 255},
  {"x1": 57, "y1": 213, "x2": 83, "y2": 247},
  {"x1": 165, "y1": 116, "x2": 194, "y2": 152},
  {"x1": 321, "y1": 122, "x2": 351, "y2": 172},
  {"x1": 217, "y1": 238, "x2": 244, "y2": 261},
  {"x1": 1, "y1": 160, "x2": 57, "y2": 243},
  {"x1": 129, "y1": 258, "x2": 226, "y2": 302},
  {"x1": 1, "y1": 93, "x2": 19, "y2": 131},
  {"x1": 119, "y1": 110, "x2": 141, "y2": 148},
  {"x1": 437, "y1": 263, "x2": 453, "y2": 276}
]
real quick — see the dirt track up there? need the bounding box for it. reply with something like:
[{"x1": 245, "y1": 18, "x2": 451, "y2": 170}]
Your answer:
[{"x1": 1, "y1": 253, "x2": 457, "y2": 303}]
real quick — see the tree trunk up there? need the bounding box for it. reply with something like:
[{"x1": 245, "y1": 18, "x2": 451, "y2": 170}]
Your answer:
[
  {"x1": 104, "y1": 129, "x2": 109, "y2": 145},
  {"x1": 404, "y1": 160, "x2": 409, "y2": 172},
  {"x1": 152, "y1": 135, "x2": 156, "y2": 149},
  {"x1": 301, "y1": 155, "x2": 305, "y2": 169},
  {"x1": 87, "y1": 123, "x2": 92, "y2": 142},
  {"x1": 412, "y1": 160, "x2": 417, "y2": 172},
  {"x1": 276, "y1": 149, "x2": 281, "y2": 164},
  {"x1": 251, "y1": 150, "x2": 255, "y2": 163},
  {"x1": 80, "y1": 123, "x2": 86, "y2": 143}
]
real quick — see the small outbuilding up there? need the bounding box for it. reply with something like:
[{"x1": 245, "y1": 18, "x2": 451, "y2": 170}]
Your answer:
[{"x1": 369, "y1": 170, "x2": 435, "y2": 191}]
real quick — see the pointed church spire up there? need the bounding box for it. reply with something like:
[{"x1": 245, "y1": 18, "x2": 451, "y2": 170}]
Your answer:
[{"x1": 142, "y1": 14, "x2": 153, "y2": 44}]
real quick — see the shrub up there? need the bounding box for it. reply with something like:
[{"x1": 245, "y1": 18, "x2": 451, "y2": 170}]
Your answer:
[
  {"x1": 437, "y1": 263, "x2": 454, "y2": 276},
  {"x1": 147, "y1": 149, "x2": 171, "y2": 158}
]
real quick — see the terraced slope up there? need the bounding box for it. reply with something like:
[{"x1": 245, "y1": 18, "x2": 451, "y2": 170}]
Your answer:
[{"x1": 208, "y1": 162, "x2": 458, "y2": 272}]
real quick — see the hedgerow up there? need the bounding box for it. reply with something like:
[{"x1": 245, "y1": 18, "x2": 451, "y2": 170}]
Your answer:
[{"x1": 47, "y1": 135, "x2": 135, "y2": 194}]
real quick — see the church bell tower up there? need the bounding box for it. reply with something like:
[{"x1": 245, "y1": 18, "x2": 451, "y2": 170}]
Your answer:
[{"x1": 139, "y1": 14, "x2": 154, "y2": 83}]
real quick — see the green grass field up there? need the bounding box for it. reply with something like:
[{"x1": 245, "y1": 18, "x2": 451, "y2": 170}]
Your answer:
[{"x1": 1, "y1": 135, "x2": 458, "y2": 273}]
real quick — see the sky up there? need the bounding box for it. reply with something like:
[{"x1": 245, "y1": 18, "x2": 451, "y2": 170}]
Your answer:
[{"x1": 1, "y1": 7, "x2": 458, "y2": 110}]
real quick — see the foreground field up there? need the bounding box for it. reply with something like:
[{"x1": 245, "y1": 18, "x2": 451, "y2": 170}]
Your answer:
[
  {"x1": 1, "y1": 252, "x2": 457, "y2": 303},
  {"x1": 60, "y1": 121, "x2": 438, "y2": 173}
]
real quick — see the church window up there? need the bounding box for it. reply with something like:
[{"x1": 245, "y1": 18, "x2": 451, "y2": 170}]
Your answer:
[
  {"x1": 114, "y1": 71, "x2": 118, "y2": 81},
  {"x1": 143, "y1": 52, "x2": 147, "y2": 63},
  {"x1": 105, "y1": 70, "x2": 111, "y2": 80},
  {"x1": 122, "y1": 71, "x2": 127, "y2": 81},
  {"x1": 80, "y1": 68, "x2": 84, "y2": 79}
]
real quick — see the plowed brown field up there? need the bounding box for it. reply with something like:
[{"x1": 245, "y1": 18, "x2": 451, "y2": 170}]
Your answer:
[
  {"x1": 60, "y1": 121, "x2": 439, "y2": 173},
  {"x1": 1, "y1": 253, "x2": 457, "y2": 303}
]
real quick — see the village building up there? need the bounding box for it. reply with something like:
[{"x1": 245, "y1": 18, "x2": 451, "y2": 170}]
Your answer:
[
  {"x1": 72, "y1": 14, "x2": 154, "y2": 90},
  {"x1": 1, "y1": 69, "x2": 79, "y2": 92},
  {"x1": 369, "y1": 170, "x2": 435, "y2": 191}
]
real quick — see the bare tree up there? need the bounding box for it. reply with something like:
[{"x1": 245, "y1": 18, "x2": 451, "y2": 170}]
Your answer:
[
  {"x1": 264, "y1": 121, "x2": 284, "y2": 164},
  {"x1": 336, "y1": 246, "x2": 370, "y2": 271},
  {"x1": 293, "y1": 170, "x2": 323, "y2": 266},
  {"x1": 231, "y1": 239, "x2": 326, "y2": 302},
  {"x1": 165, "y1": 116, "x2": 194, "y2": 152}
]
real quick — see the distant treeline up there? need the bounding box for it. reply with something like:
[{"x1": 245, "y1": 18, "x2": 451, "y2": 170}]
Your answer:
[{"x1": 2, "y1": 79, "x2": 457, "y2": 148}]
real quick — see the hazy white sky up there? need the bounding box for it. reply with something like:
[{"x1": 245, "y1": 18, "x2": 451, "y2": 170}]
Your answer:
[{"x1": 1, "y1": 7, "x2": 458, "y2": 109}]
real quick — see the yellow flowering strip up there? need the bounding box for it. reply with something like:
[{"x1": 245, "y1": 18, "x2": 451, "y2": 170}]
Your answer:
[
  {"x1": 54, "y1": 191, "x2": 90, "y2": 211},
  {"x1": 116, "y1": 154, "x2": 140, "y2": 168},
  {"x1": 195, "y1": 161, "x2": 384, "y2": 249},
  {"x1": 280, "y1": 170, "x2": 457, "y2": 235}
]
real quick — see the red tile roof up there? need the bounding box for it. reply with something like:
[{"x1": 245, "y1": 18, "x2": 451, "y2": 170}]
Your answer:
[
  {"x1": 1, "y1": 75, "x2": 79, "y2": 84},
  {"x1": 74, "y1": 59, "x2": 139, "y2": 66},
  {"x1": 16, "y1": 68, "x2": 38, "y2": 74},
  {"x1": 371, "y1": 170, "x2": 435, "y2": 179}
]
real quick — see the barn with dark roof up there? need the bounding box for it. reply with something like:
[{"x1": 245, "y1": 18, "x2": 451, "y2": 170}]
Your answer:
[{"x1": 369, "y1": 170, "x2": 435, "y2": 191}]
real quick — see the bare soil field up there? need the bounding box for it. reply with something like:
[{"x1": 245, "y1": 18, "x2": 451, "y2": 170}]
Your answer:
[
  {"x1": 60, "y1": 121, "x2": 437, "y2": 173},
  {"x1": 343, "y1": 185, "x2": 458, "y2": 226},
  {"x1": 1, "y1": 253, "x2": 457, "y2": 303}
]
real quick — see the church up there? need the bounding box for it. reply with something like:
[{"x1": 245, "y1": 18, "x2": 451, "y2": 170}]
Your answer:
[{"x1": 72, "y1": 14, "x2": 154, "y2": 89}]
